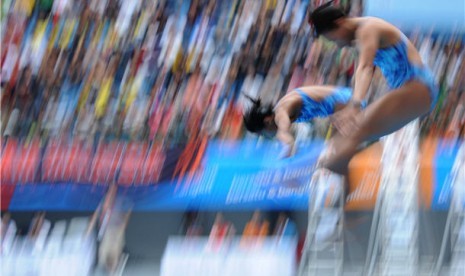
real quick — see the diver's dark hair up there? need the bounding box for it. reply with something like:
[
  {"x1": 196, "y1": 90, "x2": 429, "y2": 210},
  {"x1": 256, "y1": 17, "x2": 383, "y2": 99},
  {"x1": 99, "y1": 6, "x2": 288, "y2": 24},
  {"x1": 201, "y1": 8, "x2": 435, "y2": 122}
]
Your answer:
[
  {"x1": 308, "y1": 1, "x2": 346, "y2": 37},
  {"x1": 243, "y1": 95, "x2": 274, "y2": 133}
]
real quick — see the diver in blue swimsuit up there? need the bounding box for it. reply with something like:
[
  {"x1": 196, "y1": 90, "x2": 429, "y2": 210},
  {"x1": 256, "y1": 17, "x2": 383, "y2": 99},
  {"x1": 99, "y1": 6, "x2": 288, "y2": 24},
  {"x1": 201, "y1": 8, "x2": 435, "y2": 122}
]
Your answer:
[
  {"x1": 308, "y1": 2, "x2": 439, "y2": 175},
  {"x1": 243, "y1": 86, "x2": 362, "y2": 157}
]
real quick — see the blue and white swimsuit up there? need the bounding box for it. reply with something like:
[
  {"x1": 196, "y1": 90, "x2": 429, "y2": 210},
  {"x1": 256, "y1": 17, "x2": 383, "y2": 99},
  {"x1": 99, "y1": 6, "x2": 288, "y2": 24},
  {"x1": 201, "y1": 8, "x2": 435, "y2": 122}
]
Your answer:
[
  {"x1": 373, "y1": 34, "x2": 439, "y2": 110},
  {"x1": 292, "y1": 34, "x2": 437, "y2": 123},
  {"x1": 293, "y1": 87, "x2": 364, "y2": 123}
]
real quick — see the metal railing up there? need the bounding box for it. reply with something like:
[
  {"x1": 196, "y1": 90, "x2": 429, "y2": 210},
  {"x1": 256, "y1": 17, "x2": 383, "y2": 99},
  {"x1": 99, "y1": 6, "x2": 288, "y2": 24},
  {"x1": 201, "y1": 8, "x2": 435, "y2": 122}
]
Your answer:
[{"x1": 365, "y1": 120, "x2": 420, "y2": 276}]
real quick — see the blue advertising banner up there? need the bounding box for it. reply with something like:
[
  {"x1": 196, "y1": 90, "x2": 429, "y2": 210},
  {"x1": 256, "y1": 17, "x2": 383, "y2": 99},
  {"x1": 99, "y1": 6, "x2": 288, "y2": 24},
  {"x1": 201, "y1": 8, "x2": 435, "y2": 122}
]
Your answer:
[
  {"x1": 120, "y1": 139, "x2": 325, "y2": 210},
  {"x1": 6, "y1": 139, "x2": 325, "y2": 211},
  {"x1": 6, "y1": 139, "x2": 462, "y2": 211}
]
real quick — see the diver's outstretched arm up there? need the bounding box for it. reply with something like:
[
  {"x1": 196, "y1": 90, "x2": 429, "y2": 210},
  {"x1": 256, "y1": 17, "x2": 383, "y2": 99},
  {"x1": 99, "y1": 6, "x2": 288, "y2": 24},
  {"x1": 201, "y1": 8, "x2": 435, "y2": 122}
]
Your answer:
[{"x1": 275, "y1": 110, "x2": 296, "y2": 158}]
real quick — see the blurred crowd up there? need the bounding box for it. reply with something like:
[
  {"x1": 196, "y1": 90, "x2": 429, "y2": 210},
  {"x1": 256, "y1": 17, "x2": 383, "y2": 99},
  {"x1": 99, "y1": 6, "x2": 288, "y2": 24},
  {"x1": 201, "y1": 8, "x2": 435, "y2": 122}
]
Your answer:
[{"x1": 1, "y1": 0, "x2": 464, "y2": 148}]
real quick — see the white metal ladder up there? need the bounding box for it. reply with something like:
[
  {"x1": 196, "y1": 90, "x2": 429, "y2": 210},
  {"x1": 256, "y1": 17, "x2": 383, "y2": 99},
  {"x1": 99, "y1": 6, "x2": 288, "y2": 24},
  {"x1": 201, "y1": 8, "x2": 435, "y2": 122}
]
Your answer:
[
  {"x1": 299, "y1": 170, "x2": 345, "y2": 276},
  {"x1": 365, "y1": 120, "x2": 421, "y2": 276}
]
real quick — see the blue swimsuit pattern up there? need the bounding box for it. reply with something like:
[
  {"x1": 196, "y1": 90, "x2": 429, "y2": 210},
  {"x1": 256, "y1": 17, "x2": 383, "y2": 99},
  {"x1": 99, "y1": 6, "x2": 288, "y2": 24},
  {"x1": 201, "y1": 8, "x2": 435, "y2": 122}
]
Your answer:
[
  {"x1": 373, "y1": 34, "x2": 439, "y2": 110},
  {"x1": 294, "y1": 87, "x2": 364, "y2": 123}
]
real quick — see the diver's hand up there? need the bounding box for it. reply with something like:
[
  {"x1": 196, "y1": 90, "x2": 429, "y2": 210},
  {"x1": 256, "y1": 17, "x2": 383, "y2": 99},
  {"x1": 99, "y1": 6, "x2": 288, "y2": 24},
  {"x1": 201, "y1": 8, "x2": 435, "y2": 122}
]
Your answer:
[
  {"x1": 276, "y1": 128, "x2": 295, "y2": 159},
  {"x1": 331, "y1": 105, "x2": 361, "y2": 137},
  {"x1": 279, "y1": 142, "x2": 296, "y2": 159}
]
